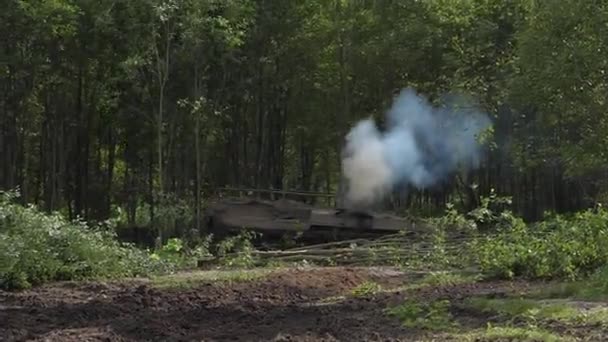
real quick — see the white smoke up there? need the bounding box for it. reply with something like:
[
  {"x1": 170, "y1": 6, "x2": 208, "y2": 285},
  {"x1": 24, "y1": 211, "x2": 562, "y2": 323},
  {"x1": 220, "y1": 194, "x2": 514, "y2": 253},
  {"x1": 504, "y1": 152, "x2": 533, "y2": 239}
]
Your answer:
[
  {"x1": 341, "y1": 119, "x2": 393, "y2": 207},
  {"x1": 340, "y1": 87, "x2": 492, "y2": 209}
]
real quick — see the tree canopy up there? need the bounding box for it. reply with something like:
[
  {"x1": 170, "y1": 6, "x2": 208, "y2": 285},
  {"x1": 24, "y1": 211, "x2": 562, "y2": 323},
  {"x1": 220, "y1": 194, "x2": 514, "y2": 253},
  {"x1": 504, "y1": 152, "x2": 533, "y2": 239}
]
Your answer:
[{"x1": 2, "y1": 0, "x2": 607, "y2": 233}]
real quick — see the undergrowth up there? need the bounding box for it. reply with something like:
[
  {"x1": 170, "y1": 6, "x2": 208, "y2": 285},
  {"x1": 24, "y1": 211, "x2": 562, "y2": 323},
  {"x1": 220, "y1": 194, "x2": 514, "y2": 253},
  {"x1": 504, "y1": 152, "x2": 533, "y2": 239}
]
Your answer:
[
  {"x1": 0, "y1": 190, "x2": 266, "y2": 290},
  {"x1": 430, "y1": 189, "x2": 608, "y2": 282},
  {"x1": 0, "y1": 190, "x2": 175, "y2": 290},
  {"x1": 6, "y1": 182, "x2": 608, "y2": 291},
  {"x1": 472, "y1": 208, "x2": 608, "y2": 280}
]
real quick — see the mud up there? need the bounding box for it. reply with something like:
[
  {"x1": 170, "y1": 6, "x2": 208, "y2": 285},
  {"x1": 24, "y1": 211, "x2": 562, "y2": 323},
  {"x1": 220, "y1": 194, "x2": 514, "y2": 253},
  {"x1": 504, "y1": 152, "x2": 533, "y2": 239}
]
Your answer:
[{"x1": 0, "y1": 267, "x2": 540, "y2": 342}]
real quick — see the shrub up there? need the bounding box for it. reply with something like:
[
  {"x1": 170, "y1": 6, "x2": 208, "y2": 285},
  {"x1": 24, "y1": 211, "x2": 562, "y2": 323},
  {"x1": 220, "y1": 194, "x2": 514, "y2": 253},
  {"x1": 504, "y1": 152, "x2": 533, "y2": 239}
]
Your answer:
[
  {"x1": 214, "y1": 230, "x2": 259, "y2": 268},
  {"x1": 474, "y1": 208, "x2": 608, "y2": 280},
  {"x1": 151, "y1": 235, "x2": 213, "y2": 268},
  {"x1": 0, "y1": 190, "x2": 174, "y2": 290}
]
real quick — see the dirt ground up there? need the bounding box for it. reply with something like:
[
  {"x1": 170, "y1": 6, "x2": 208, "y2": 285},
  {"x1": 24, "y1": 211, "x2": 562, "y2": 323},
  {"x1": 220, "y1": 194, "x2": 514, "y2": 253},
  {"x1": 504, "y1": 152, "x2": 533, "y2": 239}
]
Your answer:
[{"x1": 0, "y1": 266, "x2": 592, "y2": 342}]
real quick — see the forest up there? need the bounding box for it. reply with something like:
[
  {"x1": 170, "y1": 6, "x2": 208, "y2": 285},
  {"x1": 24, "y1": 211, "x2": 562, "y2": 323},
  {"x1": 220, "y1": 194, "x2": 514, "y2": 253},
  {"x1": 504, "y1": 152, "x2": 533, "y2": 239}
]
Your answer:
[
  {"x1": 3, "y1": 0, "x2": 608, "y2": 341},
  {"x1": 4, "y1": 0, "x2": 608, "y2": 226}
]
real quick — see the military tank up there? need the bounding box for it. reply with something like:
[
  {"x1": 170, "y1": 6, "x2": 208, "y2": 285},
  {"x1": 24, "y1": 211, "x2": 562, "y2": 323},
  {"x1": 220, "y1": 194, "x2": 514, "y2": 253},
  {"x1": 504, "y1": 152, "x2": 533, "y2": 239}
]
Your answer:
[{"x1": 203, "y1": 196, "x2": 424, "y2": 243}]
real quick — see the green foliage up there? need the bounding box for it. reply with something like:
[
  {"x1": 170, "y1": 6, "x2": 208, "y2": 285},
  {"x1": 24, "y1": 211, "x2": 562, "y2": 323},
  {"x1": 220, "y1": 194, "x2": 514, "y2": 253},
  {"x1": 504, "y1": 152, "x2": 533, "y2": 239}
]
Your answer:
[
  {"x1": 432, "y1": 202, "x2": 478, "y2": 233},
  {"x1": 214, "y1": 230, "x2": 259, "y2": 268},
  {"x1": 431, "y1": 192, "x2": 608, "y2": 282},
  {"x1": 385, "y1": 299, "x2": 458, "y2": 331},
  {"x1": 3, "y1": 0, "x2": 608, "y2": 232},
  {"x1": 431, "y1": 189, "x2": 515, "y2": 235},
  {"x1": 474, "y1": 208, "x2": 608, "y2": 280},
  {"x1": 467, "y1": 189, "x2": 514, "y2": 229},
  {"x1": 151, "y1": 235, "x2": 213, "y2": 268},
  {"x1": 0, "y1": 190, "x2": 173, "y2": 290},
  {"x1": 510, "y1": 0, "x2": 608, "y2": 178}
]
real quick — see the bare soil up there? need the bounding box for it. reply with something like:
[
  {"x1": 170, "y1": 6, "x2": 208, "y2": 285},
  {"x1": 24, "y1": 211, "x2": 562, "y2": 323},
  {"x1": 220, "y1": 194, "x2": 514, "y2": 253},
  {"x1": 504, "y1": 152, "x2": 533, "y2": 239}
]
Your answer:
[{"x1": 0, "y1": 267, "x2": 577, "y2": 342}]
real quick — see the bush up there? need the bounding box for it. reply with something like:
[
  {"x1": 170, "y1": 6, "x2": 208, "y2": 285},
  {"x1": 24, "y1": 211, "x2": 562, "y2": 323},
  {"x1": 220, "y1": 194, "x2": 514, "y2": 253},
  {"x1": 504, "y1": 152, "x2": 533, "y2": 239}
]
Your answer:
[
  {"x1": 0, "y1": 190, "x2": 174, "y2": 290},
  {"x1": 474, "y1": 208, "x2": 608, "y2": 280},
  {"x1": 151, "y1": 236, "x2": 213, "y2": 268},
  {"x1": 214, "y1": 230, "x2": 259, "y2": 268},
  {"x1": 432, "y1": 192, "x2": 608, "y2": 281}
]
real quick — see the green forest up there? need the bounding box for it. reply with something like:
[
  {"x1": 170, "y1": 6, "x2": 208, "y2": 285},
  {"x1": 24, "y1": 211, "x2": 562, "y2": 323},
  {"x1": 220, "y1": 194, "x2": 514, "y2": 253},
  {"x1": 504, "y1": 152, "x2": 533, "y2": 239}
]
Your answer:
[
  {"x1": 5, "y1": 1, "x2": 608, "y2": 340},
  {"x1": 4, "y1": 0, "x2": 608, "y2": 225}
]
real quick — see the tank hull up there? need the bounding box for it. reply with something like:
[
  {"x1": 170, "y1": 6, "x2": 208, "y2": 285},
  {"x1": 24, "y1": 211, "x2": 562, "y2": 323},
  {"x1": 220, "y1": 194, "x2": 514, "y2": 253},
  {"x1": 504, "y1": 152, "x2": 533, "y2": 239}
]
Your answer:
[{"x1": 204, "y1": 197, "x2": 420, "y2": 242}]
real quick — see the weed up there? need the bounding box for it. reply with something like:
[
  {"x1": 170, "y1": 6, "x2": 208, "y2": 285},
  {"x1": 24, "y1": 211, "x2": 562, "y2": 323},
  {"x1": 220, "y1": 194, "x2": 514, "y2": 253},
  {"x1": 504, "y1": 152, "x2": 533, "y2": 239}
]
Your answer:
[
  {"x1": 419, "y1": 271, "x2": 477, "y2": 287},
  {"x1": 150, "y1": 268, "x2": 272, "y2": 289},
  {"x1": 151, "y1": 235, "x2": 214, "y2": 268},
  {"x1": 574, "y1": 306, "x2": 608, "y2": 325},
  {"x1": 385, "y1": 299, "x2": 458, "y2": 331},
  {"x1": 455, "y1": 324, "x2": 574, "y2": 342},
  {"x1": 466, "y1": 297, "x2": 578, "y2": 322},
  {"x1": 532, "y1": 266, "x2": 608, "y2": 302},
  {"x1": 215, "y1": 230, "x2": 259, "y2": 268},
  {"x1": 351, "y1": 281, "x2": 382, "y2": 297},
  {"x1": 465, "y1": 295, "x2": 608, "y2": 328}
]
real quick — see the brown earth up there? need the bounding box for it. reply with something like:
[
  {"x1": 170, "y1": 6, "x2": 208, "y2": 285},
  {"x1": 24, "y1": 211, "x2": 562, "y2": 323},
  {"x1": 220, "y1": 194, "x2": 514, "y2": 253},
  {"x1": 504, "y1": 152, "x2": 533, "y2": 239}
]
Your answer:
[{"x1": 0, "y1": 267, "x2": 541, "y2": 342}]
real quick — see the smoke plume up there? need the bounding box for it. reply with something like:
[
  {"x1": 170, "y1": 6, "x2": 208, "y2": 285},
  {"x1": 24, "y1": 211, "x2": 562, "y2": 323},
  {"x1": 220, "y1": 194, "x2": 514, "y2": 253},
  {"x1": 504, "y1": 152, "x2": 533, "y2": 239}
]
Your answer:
[{"x1": 341, "y1": 87, "x2": 492, "y2": 209}]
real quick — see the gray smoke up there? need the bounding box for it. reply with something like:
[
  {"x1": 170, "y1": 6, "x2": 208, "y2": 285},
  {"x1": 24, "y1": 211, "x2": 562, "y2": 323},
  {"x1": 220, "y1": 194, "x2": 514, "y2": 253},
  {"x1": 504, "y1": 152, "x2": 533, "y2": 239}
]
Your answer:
[{"x1": 341, "y1": 87, "x2": 492, "y2": 209}]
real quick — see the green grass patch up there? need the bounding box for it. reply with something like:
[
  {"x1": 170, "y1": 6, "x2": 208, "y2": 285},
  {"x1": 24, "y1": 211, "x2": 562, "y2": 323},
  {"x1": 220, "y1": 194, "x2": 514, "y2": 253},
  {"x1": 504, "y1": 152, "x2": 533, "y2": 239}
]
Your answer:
[
  {"x1": 451, "y1": 325, "x2": 574, "y2": 342},
  {"x1": 150, "y1": 268, "x2": 273, "y2": 289},
  {"x1": 385, "y1": 299, "x2": 458, "y2": 331},
  {"x1": 351, "y1": 281, "x2": 383, "y2": 297},
  {"x1": 576, "y1": 306, "x2": 608, "y2": 325},
  {"x1": 418, "y1": 270, "x2": 478, "y2": 287},
  {"x1": 378, "y1": 271, "x2": 477, "y2": 294},
  {"x1": 535, "y1": 275, "x2": 608, "y2": 302},
  {"x1": 533, "y1": 281, "x2": 608, "y2": 302},
  {"x1": 466, "y1": 297, "x2": 579, "y2": 321},
  {"x1": 465, "y1": 296, "x2": 608, "y2": 326}
]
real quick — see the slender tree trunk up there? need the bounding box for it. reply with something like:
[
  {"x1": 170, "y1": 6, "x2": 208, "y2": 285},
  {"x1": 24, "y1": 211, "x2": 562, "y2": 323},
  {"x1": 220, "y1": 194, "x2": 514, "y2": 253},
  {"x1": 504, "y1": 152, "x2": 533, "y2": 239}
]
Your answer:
[
  {"x1": 195, "y1": 113, "x2": 201, "y2": 230},
  {"x1": 107, "y1": 126, "x2": 116, "y2": 217},
  {"x1": 194, "y1": 65, "x2": 201, "y2": 231},
  {"x1": 157, "y1": 85, "x2": 164, "y2": 194}
]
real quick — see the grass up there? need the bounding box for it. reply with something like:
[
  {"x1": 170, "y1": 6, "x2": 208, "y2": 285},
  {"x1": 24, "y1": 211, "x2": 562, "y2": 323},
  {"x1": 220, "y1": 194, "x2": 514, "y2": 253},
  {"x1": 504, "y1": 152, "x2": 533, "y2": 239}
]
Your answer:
[
  {"x1": 385, "y1": 299, "x2": 458, "y2": 331},
  {"x1": 350, "y1": 281, "x2": 382, "y2": 297},
  {"x1": 374, "y1": 270, "x2": 477, "y2": 295},
  {"x1": 383, "y1": 294, "x2": 581, "y2": 341},
  {"x1": 149, "y1": 268, "x2": 274, "y2": 289},
  {"x1": 384, "y1": 296, "x2": 585, "y2": 341},
  {"x1": 451, "y1": 325, "x2": 574, "y2": 342},
  {"x1": 466, "y1": 297, "x2": 579, "y2": 320},
  {"x1": 380, "y1": 271, "x2": 608, "y2": 341},
  {"x1": 534, "y1": 281, "x2": 608, "y2": 302},
  {"x1": 418, "y1": 270, "x2": 478, "y2": 287},
  {"x1": 464, "y1": 295, "x2": 608, "y2": 326}
]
